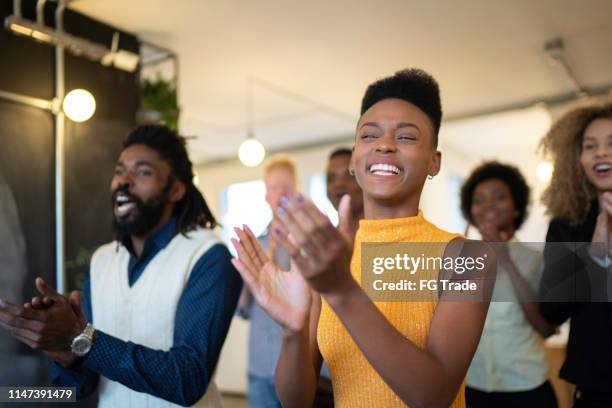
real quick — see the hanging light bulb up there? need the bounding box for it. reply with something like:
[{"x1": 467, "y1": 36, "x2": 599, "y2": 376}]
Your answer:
[
  {"x1": 239, "y1": 135, "x2": 266, "y2": 167},
  {"x1": 63, "y1": 89, "x2": 96, "y2": 122},
  {"x1": 238, "y1": 77, "x2": 266, "y2": 167},
  {"x1": 536, "y1": 161, "x2": 553, "y2": 183}
]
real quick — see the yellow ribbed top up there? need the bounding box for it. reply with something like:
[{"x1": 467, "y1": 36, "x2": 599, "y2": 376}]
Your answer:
[{"x1": 317, "y1": 210, "x2": 465, "y2": 408}]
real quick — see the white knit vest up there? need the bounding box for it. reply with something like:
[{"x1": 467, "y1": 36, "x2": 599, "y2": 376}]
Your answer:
[{"x1": 90, "y1": 228, "x2": 223, "y2": 408}]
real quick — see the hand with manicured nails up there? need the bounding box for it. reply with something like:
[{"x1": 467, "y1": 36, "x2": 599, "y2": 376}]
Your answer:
[
  {"x1": 0, "y1": 277, "x2": 87, "y2": 367},
  {"x1": 272, "y1": 193, "x2": 357, "y2": 298},
  {"x1": 231, "y1": 226, "x2": 312, "y2": 335},
  {"x1": 231, "y1": 194, "x2": 358, "y2": 333}
]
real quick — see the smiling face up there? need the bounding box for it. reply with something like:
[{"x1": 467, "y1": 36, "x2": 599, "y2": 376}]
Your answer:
[
  {"x1": 350, "y1": 98, "x2": 440, "y2": 217},
  {"x1": 470, "y1": 178, "x2": 517, "y2": 232},
  {"x1": 580, "y1": 118, "x2": 612, "y2": 193},
  {"x1": 111, "y1": 144, "x2": 185, "y2": 237}
]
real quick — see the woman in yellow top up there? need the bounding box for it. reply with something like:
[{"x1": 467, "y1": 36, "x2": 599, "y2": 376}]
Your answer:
[{"x1": 232, "y1": 69, "x2": 494, "y2": 407}]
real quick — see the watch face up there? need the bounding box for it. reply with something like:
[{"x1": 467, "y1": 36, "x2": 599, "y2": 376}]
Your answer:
[{"x1": 72, "y1": 336, "x2": 92, "y2": 356}]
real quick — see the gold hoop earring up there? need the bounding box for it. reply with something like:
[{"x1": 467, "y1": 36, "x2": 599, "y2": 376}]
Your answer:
[{"x1": 427, "y1": 174, "x2": 434, "y2": 180}]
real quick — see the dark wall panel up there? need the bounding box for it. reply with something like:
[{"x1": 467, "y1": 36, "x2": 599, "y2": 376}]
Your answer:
[
  {"x1": 0, "y1": 1, "x2": 140, "y2": 394},
  {"x1": 64, "y1": 54, "x2": 139, "y2": 291},
  {"x1": 0, "y1": 26, "x2": 54, "y2": 99}
]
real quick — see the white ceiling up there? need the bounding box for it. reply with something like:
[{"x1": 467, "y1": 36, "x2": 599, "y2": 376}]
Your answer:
[{"x1": 71, "y1": 0, "x2": 612, "y2": 164}]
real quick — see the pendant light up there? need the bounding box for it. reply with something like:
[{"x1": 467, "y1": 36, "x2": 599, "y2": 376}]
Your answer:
[{"x1": 238, "y1": 77, "x2": 266, "y2": 167}]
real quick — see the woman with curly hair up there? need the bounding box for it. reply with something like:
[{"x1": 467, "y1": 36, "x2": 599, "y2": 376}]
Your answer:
[
  {"x1": 460, "y1": 161, "x2": 557, "y2": 408},
  {"x1": 539, "y1": 101, "x2": 612, "y2": 407}
]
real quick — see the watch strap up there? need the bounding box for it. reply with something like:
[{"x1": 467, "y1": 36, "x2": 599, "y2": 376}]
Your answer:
[{"x1": 82, "y1": 323, "x2": 95, "y2": 340}]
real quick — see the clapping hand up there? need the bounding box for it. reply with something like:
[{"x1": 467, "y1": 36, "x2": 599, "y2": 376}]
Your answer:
[
  {"x1": 0, "y1": 278, "x2": 87, "y2": 367},
  {"x1": 231, "y1": 194, "x2": 359, "y2": 333},
  {"x1": 591, "y1": 192, "x2": 612, "y2": 258},
  {"x1": 272, "y1": 194, "x2": 357, "y2": 297},
  {"x1": 231, "y1": 226, "x2": 312, "y2": 334},
  {"x1": 476, "y1": 221, "x2": 511, "y2": 264}
]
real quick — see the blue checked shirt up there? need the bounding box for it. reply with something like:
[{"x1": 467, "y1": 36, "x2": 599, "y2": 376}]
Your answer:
[{"x1": 51, "y1": 218, "x2": 242, "y2": 406}]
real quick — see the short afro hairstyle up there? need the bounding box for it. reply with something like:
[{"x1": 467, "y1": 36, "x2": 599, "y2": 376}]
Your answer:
[
  {"x1": 360, "y1": 68, "x2": 442, "y2": 146},
  {"x1": 460, "y1": 161, "x2": 531, "y2": 230}
]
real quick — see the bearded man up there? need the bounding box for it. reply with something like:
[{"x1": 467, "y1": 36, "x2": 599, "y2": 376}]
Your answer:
[{"x1": 0, "y1": 125, "x2": 242, "y2": 407}]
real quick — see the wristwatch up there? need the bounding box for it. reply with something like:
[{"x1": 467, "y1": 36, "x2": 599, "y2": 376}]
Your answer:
[{"x1": 71, "y1": 323, "x2": 96, "y2": 357}]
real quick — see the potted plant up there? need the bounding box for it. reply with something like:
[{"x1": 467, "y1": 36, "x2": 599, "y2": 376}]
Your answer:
[{"x1": 138, "y1": 76, "x2": 179, "y2": 131}]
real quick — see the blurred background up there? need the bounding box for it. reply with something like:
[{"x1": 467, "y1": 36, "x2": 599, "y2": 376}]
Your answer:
[{"x1": 1, "y1": 0, "x2": 611, "y2": 407}]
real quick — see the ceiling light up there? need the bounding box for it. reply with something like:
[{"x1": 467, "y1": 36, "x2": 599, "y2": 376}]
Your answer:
[
  {"x1": 536, "y1": 161, "x2": 553, "y2": 183},
  {"x1": 113, "y1": 50, "x2": 140, "y2": 73},
  {"x1": 32, "y1": 29, "x2": 52, "y2": 43},
  {"x1": 238, "y1": 77, "x2": 266, "y2": 167},
  {"x1": 238, "y1": 136, "x2": 266, "y2": 167},
  {"x1": 9, "y1": 22, "x2": 32, "y2": 36},
  {"x1": 5, "y1": 15, "x2": 140, "y2": 72},
  {"x1": 63, "y1": 89, "x2": 96, "y2": 122}
]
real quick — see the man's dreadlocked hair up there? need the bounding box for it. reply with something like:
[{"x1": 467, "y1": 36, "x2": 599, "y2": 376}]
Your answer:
[{"x1": 122, "y1": 125, "x2": 217, "y2": 232}]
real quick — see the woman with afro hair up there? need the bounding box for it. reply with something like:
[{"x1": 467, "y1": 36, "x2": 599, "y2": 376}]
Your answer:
[{"x1": 460, "y1": 161, "x2": 557, "y2": 408}]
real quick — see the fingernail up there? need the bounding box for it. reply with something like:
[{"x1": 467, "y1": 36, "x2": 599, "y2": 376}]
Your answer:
[
  {"x1": 279, "y1": 196, "x2": 289, "y2": 207},
  {"x1": 277, "y1": 207, "x2": 286, "y2": 216},
  {"x1": 296, "y1": 194, "x2": 304, "y2": 203},
  {"x1": 274, "y1": 227, "x2": 281, "y2": 235}
]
